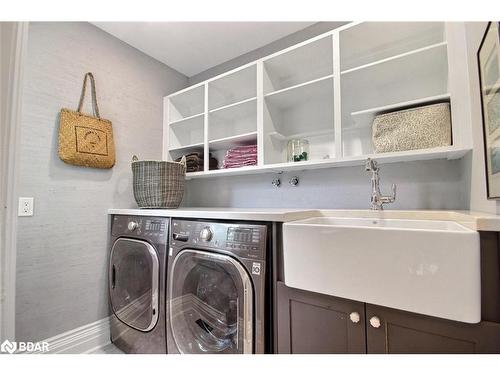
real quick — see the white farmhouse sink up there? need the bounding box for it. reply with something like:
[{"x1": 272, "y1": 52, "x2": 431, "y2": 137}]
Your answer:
[{"x1": 283, "y1": 217, "x2": 481, "y2": 323}]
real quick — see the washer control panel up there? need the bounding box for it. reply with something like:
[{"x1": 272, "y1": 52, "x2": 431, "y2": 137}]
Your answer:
[
  {"x1": 170, "y1": 219, "x2": 267, "y2": 260},
  {"x1": 111, "y1": 215, "x2": 168, "y2": 244}
]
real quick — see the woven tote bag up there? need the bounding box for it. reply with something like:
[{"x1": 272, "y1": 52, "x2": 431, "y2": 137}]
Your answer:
[{"x1": 58, "y1": 72, "x2": 115, "y2": 169}]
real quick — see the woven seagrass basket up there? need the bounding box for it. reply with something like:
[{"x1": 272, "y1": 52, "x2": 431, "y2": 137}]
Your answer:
[
  {"x1": 372, "y1": 102, "x2": 451, "y2": 153},
  {"x1": 131, "y1": 155, "x2": 186, "y2": 208}
]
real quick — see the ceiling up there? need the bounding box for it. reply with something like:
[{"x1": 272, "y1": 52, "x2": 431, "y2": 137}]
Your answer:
[{"x1": 92, "y1": 22, "x2": 316, "y2": 77}]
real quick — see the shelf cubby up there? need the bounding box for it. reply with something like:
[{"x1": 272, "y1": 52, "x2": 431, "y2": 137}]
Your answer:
[
  {"x1": 163, "y1": 22, "x2": 472, "y2": 179},
  {"x1": 209, "y1": 131, "x2": 258, "y2": 171},
  {"x1": 347, "y1": 93, "x2": 451, "y2": 129},
  {"x1": 208, "y1": 64, "x2": 257, "y2": 110},
  {"x1": 263, "y1": 75, "x2": 335, "y2": 164},
  {"x1": 341, "y1": 41, "x2": 448, "y2": 115},
  {"x1": 208, "y1": 97, "x2": 257, "y2": 141},
  {"x1": 168, "y1": 143, "x2": 204, "y2": 163},
  {"x1": 209, "y1": 132, "x2": 258, "y2": 151},
  {"x1": 169, "y1": 114, "x2": 204, "y2": 150},
  {"x1": 340, "y1": 37, "x2": 449, "y2": 157},
  {"x1": 263, "y1": 35, "x2": 333, "y2": 94},
  {"x1": 168, "y1": 85, "x2": 205, "y2": 122},
  {"x1": 340, "y1": 22, "x2": 446, "y2": 72},
  {"x1": 208, "y1": 96, "x2": 258, "y2": 170},
  {"x1": 209, "y1": 137, "x2": 257, "y2": 169}
]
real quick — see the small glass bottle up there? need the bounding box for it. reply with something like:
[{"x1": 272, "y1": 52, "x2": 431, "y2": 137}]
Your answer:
[{"x1": 287, "y1": 139, "x2": 309, "y2": 162}]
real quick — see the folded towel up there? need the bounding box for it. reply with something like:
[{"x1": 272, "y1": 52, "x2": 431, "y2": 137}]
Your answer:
[
  {"x1": 226, "y1": 152, "x2": 257, "y2": 158},
  {"x1": 186, "y1": 159, "x2": 202, "y2": 167},
  {"x1": 181, "y1": 152, "x2": 204, "y2": 159},
  {"x1": 221, "y1": 144, "x2": 258, "y2": 169},
  {"x1": 223, "y1": 157, "x2": 257, "y2": 165},
  {"x1": 224, "y1": 154, "x2": 257, "y2": 161},
  {"x1": 228, "y1": 144, "x2": 257, "y2": 152},
  {"x1": 227, "y1": 144, "x2": 256, "y2": 152},
  {"x1": 185, "y1": 155, "x2": 203, "y2": 163},
  {"x1": 223, "y1": 159, "x2": 257, "y2": 169},
  {"x1": 176, "y1": 156, "x2": 201, "y2": 163},
  {"x1": 176, "y1": 153, "x2": 204, "y2": 168},
  {"x1": 186, "y1": 164, "x2": 203, "y2": 173},
  {"x1": 184, "y1": 157, "x2": 218, "y2": 172}
]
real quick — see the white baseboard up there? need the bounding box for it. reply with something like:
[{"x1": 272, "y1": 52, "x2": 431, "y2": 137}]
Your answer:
[{"x1": 34, "y1": 316, "x2": 111, "y2": 354}]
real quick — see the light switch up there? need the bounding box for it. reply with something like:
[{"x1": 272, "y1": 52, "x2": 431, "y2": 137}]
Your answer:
[{"x1": 18, "y1": 197, "x2": 34, "y2": 217}]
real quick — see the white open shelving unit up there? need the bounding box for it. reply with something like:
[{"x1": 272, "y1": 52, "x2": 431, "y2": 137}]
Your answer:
[{"x1": 163, "y1": 22, "x2": 473, "y2": 179}]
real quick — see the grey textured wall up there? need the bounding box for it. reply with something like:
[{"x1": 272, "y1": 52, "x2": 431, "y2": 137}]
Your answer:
[
  {"x1": 182, "y1": 159, "x2": 467, "y2": 210},
  {"x1": 188, "y1": 22, "x2": 348, "y2": 85},
  {"x1": 15, "y1": 22, "x2": 187, "y2": 341}
]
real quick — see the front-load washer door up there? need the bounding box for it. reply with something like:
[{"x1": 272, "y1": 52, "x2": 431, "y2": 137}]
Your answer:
[
  {"x1": 169, "y1": 250, "x2": 253, "y2": 354},
  {"x1": 109, "y1": 238, "x2": 159, "y2": 332}
]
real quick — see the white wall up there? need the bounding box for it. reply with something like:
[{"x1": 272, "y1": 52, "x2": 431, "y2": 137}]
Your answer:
[
  {"x1": 188, "y1": 22, "x2": 348, "y2": 85},
  {"x1": 461, "y1": 22, "x2": 500, "y2": 214},
  {"x1": 15, "y1": 22, "x2": 187, "y2": 341},
  {"x1": 1, "y1": 22, "x2": 28, "y2": 342}
]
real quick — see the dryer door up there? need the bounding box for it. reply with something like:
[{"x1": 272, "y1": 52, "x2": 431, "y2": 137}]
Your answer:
[
  {"x1": 169, "y1": 249, "x2": 253, "y2": 353},
  {"x1": 109, "y1": 238, "x2": 159, "y2": 332}
]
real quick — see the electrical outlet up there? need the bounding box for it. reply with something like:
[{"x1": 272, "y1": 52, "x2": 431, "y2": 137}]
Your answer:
[{"x1": 18, "y1": 197, "x2": 34, "y2": 217}]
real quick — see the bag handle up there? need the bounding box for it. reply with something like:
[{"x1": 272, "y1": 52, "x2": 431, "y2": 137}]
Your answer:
[
  {"x1": 77, "y1": 72, "x2": 100, "y2": 118},
  {"x1": 131, "y1": 155, "x2": 186, "y2": 169}
]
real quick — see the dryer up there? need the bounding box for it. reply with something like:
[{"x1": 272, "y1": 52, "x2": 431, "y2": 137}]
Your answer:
[
  {"x1": 108, "y1": 215, "x2": 168, "y2": 353},
  {"x1": 166, "y1": 219, "x2": 271, "y2": 354}
]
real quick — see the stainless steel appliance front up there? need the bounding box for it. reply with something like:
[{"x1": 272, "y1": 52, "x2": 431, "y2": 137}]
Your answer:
[
  {"x1": 108, "y1": 215, "x2": 168, "y2": 353},
  {"x1": 109, "y1": 238, "x2": 159, "y2": 331},
  {"x1": 166, "y1": 219, "x2": 269, "y2": 354},
  {"x1": 169, "y1": 249, "x2": 253, "y2": 353}
]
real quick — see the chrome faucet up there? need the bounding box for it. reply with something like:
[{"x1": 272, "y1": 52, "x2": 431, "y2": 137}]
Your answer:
[{"x1": 365, "y1": 158, "x2": 396, "y2": 210}]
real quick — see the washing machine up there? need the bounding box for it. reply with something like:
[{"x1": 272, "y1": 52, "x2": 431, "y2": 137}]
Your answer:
[
  {"x1": 166, "y1": 219, "x2": 271, "y2": 354},
  {"x1": 108, "y1": 215, "x2": 168, "y2": 353}
]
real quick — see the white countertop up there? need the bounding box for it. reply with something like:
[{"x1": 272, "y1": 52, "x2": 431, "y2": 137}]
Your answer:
[
  {"x1": 108, "y1": 207, "x2": 318, "y2": 223},
  {"x1": 107, "y1": 207, "x2": 500, "y2": 231}
]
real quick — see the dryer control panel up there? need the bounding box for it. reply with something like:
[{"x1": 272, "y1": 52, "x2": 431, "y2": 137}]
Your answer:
[
  {"x1": 111, "y1": 215, "x2": 168, "y2": 245},
  {"x1": 170, "y1": 219, "x2": 267, "y2": 260}
]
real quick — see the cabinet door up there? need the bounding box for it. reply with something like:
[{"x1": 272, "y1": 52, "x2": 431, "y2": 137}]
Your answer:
[
  {"x1": 366, "y1": 304, "x2": 500, "y2": 354},
  {"x1": 276, "y1": 282, "x2": 366, "y2": 353}
]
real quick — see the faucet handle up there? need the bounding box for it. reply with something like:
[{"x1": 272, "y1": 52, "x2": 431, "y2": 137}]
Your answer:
[
  {"x1": 391, "y1": 183, "x2": 397, "y2": 200},
  {"x1": 365, "y1": 158, "x2": 378, "y2": 171}
]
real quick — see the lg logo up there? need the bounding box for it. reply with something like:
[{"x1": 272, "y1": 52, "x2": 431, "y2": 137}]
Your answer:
[
  {"x1": 252, "y1": 262, "x2": 261, "y2": 275},
  {"x1": 0, "y1": 339, "x2": 49, "y2": 354}
]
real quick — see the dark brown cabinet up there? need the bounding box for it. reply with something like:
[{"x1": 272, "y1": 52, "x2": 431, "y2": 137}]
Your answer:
[
  {"x1": 276, "y1": 282, "x2": 366, "y2": 353},
  {"x1": 365, "y1": 304, "x2": 500, "y2": 354},
  {"x1": 276, "y1": 282, "x2": 500, "y2": 354}
]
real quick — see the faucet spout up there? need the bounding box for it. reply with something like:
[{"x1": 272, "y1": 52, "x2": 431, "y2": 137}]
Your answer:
[{"x1": 365, "y1": 158, "x2": 396, "y2": 210}]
